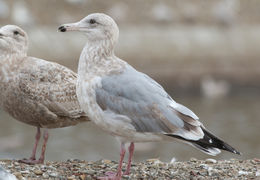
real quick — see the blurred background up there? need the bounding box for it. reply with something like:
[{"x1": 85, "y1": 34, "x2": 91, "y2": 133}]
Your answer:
[{"x1": 0, "y1": 0, "x2": 259, "y2": 163}]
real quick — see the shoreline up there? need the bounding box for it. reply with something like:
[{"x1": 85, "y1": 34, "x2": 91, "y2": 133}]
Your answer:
[{"x1": 1, "y1": 158, "x2": 259, "y2": 179}]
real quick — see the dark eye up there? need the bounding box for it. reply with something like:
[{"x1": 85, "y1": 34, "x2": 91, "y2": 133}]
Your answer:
[
  {"x1": 13, "y1": 31, "x2": 20, "y2": 35},
  {"x1": 89, "y1": 19, "x2": 96, "y2": 24}
]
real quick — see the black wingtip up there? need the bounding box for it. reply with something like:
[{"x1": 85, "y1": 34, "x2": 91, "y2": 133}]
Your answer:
[
  {"x1": 166, "y1": 128, "x2": 241, "y2": 156},
  {"x1": 58, "y1": 26, "x2": 66, "y2": 32},
  {"x1": 198, "y1": 128, "x2": 242, "y2": 155}
]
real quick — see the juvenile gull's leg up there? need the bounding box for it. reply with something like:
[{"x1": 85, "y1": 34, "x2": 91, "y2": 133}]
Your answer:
[
  {"x1": 19, "y1": 129, "x2": 49, "y2": 165},
  {"x1": 37, "y1": 129, "x2": 49, "y2": 164},
  {"x1": 19, "y1": 127, "x2": 41, "y2": 164},
  {"x1": 30, "y1": 127, "x2": 41, "y2": 160},
  {"x1": 123, "y1": 142, "x2": 134, "y2": 175},
  {"x1": 99, "y1": 142, "x2": 126, "y2": 180}
]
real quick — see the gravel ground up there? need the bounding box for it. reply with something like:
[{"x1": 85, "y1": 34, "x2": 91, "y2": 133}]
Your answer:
[{"x1": 0, "y1": 158, "x2": 259, "y2": 180}]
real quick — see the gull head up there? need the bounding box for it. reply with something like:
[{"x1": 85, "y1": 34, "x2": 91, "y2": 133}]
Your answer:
[
  {"x1": 58, "y1": 13, "x2": 119, "y2": 46},
  {"x1": 0, "y1": 25, "x2": 28, "y2": 54}
]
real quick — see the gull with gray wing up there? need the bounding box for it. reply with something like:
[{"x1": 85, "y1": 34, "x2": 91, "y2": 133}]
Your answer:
[
  {"x1": 59, "y1": 13, "x2": 240, "y2": 180},
  {"x1": 0, "y1": 25, "x2": 89, "y2": 164}
]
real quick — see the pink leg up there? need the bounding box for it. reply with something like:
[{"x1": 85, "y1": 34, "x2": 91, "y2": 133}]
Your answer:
[
  {"x1": 30, "y1": 127, "x2": 41, "y2": 160},
  {"x1": 98, "y1": 142, "x2": 126, "y2": 180},
  {"x1": 19, "y1": 129, "x2": 49, "y2": 165},
  {"x1": 116, "y1": 142, "x2": 126, "y2": 178},
  {"x1": 123, "y1": 142, "x2": 134, "y2": 175},
  {"x1": 18, "y1": 127, "x2": 41, "y2": 164},
  {"x1": 37, "y1": 129, "x2": 49, "y2": 163}
]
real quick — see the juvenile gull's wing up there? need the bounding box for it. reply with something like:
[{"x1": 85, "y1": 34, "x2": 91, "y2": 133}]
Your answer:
[
  {"x1": 96, "y1": 65, "x2": 203, "y2": 140},
  {"x1": 18, "y1": 57, "x2": 86, "y2": 119}
]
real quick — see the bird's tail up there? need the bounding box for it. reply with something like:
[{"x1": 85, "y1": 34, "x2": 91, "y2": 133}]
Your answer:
[{"x1": 167, "y1": 128, "x2": 241, "y2": 156}]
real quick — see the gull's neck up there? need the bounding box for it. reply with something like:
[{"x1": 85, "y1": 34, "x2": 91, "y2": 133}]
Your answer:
[
  {"x1": 0, "y1": 51, "x2": 26, "y2": 82},
  {"x1": 78, "y1": 40, "x2": 125, "y2": 77}
]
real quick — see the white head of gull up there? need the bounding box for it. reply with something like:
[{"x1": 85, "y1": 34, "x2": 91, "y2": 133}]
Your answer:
[
  {"x1": 0, "y1": 25, "x2": 28, "y2": 55},
  {"x1": 0, "y1": 25, "x2": 89, "y2": 164},
  {"x1": 59, "y1": 13, "x2": 241, "y2": 179}
]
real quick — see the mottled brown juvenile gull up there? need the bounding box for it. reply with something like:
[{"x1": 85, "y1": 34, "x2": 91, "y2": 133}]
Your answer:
[
  {"x1": 59, "y1": 13, "x2": 241, "y2": 179},
  {"x1": 0, "y1": 25, "x2": 89, "y2": 164}
]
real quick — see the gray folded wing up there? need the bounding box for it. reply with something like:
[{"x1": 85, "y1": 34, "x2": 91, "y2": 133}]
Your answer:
[{"x1": 96, "y1": 65, "x2": 203, "y2": 140}]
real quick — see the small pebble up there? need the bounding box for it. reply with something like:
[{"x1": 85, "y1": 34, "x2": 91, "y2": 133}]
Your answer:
[
  {"x1": 42, "y1": 172, "x2": 49, "y2": 178},
  {"x1": 146, "y1": 158, "x2": 161, "y2": 164},
  {"x1": 94, "y1": 159, "x2": 103, "y2": 165},
  {"x1": 67, "y1": 175, "x2": 76, "y2": 180},
  {"x1": 207, "y1": 166, "x2": 213, "y2": 176},
  {"x1": 199, "y1": 163, "x2": 208, "y2": 169},
  {"x1": 49, "y1": 172, "x2": 59, "y2": 177},
  {"x1": 13, "y1": 172, "x2": 22, "y2": 178},
  {"x1": 79, "y1": 174, "x2": 86, "y2": 180},
  {"x1": 33, "y1": 169, "x2": 43, "y2": 175},
  {"x1": 190, "y1": 158, "x2": 197, "y2": 162},
  {"x1": 102, "y1": 159, "x2": 111, "y2": 164},
  {"x1": 83, "y1": 169, "x2": 95, "y2": 175},
  {"x1": 205, "y1": 158, "x2": 217, "y2": 164},
  {"x1": 20, "y1": 170, "x2": 29, "y2": 174},
  {"x1": 238, "y1": 170, "x2": 249, "y2": 176},
  {"x1": 170, "y1": 157, "x2": 177, "y2": 163}
]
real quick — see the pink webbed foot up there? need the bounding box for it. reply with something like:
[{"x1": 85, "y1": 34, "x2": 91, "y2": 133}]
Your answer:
[
  {"x1": 18, "y1": 127, "x2": 41, "y2": 165},
  {"x1": 18, "y1": 158, "x2": 44, "y2": 165},
  {"x1": 98, "y1": 142, "x2": 126, "y2": 180},
  {"x1": 19, "y1": 128, "x2": 49, "y2": 165}
]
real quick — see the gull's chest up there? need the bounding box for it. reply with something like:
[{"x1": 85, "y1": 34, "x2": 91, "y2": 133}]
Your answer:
[{"x1": 76, "y1": 75, "x2": 102, "y2": 119}]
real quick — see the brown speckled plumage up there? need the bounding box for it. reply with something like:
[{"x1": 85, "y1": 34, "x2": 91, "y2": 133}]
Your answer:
[{"x1": 1, "y1": 57, "x2": 88, "y2": 128}]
